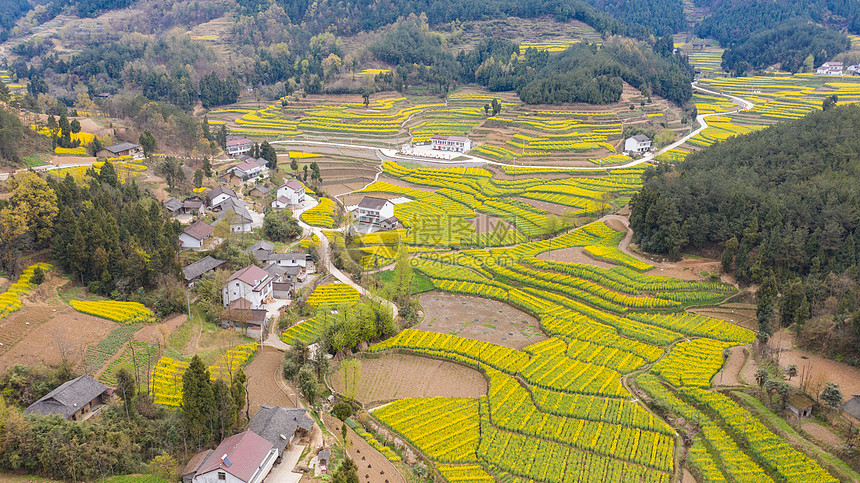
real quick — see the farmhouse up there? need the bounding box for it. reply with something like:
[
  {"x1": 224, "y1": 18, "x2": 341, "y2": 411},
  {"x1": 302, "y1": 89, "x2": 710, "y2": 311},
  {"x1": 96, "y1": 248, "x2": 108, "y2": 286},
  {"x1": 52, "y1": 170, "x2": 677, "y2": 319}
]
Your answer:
[
  {"x1": 249, "y1": 185, "x2": 271, "y2": 198},
  {"x1": 624, "y1": 135, "x2": 652, "y2": 154},
  {"x1": 164, "y1": 197, "x2": 183, "y2": 215},
  {"x1": 24, "y1": 375, "x2": 112, "y2": 421},
  {"x1": 787, "y1": 394, "x2": 814, "y2": 418},
  {"x1": 816, "y1": 61, "x2": 843, "y2": 75},
  {"x1": 379, "y1": 216, "x2": 400, "y2": 231},
  {"x1": 247, "y1": 405, "x2": 314, "y2": 457},
  {"x1": 97, "y1": 141, "x2": 143, "y2": 159},
  {"x1": 183, "y1": 256, "x2": 226, "y2": 283},
  {"x1": 217, "y1": 198, "x2": 254, "y2": 233},
  {"x1": 190, "y1": 431, "x2": 277, "y2": 483},
  {"x1": 246, "y1": 240, "x2": 274, "y2": 261},
  {"x1": 226, "y1": 137, "x2": 253, "y2": 156},
  {"x1": 182, "y1": 450, "x2": 213, "y2": 483},
  {"x1": 355, "y1": 196, "x2": 395, "y2": 225},
  {"x1": 262, "y1": 252, "x2": 307, "y2": 269},
  {"x1": 271, "y1": 180, "x2": 306, "y2": 209},
  {"x1": 180, "y1": 220, "x2": 214, "y2": 250},
  {"x1": 208, "y1": 186, "x2": 239, "y2": 208},
  {"x1": 227, "y1": 158, "x2": 268, "y2": 181},
  {"x1": 182, "y1": 199, "x2": 205, "y2": 215},
  {"x1": 222, "y1": 265, "x2": 274, "y2": 309},
  {"x1": 431, "y1": 135, "x2": 472, "y2": 152},
  {"x1": 221, "y1": 306, "x2": 269, "y2": 339}
]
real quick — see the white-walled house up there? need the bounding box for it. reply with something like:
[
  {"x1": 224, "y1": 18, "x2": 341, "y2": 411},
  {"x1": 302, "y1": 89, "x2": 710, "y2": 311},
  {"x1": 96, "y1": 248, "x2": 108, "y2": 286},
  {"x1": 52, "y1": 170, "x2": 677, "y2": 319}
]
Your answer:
[
  {"x1": 208, "y1": 186, "x2": 238, "y2": 208},
  {"x1": 227, "y1": 158, "x2": 268, "y2": 181},
  {"x1": 190, "y1": 431, "x2": 277, "y2": 483},
  {"x1": 217, "y1": 198, "x2": 253, "y2": 233},
  {"x1": 222, "y1": 265, "x2": 274, "y2": 309},
  {"x1": 431, "y1": 135, "x2": 472, "y2": 152},
  {"x1": 816, "y1": 61, "x2": 843, "y2": 75},
  {"x1": 624, "y1": 135, "x2": 652, "y2": 154},
  {"x1": 271, "y1": 180, "x2": 306, "y2": 209},
  {"x1": 263, "y1": 252, "x2": 307, "y2": 269},
  {"x1": 179, "y1": 220, "x2": 214, "y2": 250},
  {"x1": 226, "y1": 137, "x2": 253, "y2": 156},
  {"x1": 355, "y1": 196, "x2": 395, "y2": 225}
]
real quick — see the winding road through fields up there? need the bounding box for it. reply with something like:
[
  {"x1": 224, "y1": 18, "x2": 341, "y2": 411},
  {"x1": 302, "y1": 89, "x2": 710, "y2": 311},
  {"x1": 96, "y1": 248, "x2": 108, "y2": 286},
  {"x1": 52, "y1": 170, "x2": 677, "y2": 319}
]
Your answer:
[{"x1": 272, "y1": 83, "x2": 754, "y2": 172}]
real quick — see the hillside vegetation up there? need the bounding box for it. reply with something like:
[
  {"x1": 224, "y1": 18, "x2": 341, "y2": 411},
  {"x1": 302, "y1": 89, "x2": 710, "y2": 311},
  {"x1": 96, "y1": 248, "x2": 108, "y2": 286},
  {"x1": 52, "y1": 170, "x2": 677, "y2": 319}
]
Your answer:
[
  {"x1": 631, "y1": 104, "x2": 860, "y2": 361},
  {"x1": 695, "y1": 0, "x2": 858, "y2": 73}
]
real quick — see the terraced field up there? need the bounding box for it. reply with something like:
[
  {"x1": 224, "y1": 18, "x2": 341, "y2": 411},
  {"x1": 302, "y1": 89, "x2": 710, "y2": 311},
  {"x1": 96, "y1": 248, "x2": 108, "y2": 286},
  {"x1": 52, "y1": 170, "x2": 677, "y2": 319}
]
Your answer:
[{"x1": 331, "y1": 161, "x2": 840, "y2": 483}]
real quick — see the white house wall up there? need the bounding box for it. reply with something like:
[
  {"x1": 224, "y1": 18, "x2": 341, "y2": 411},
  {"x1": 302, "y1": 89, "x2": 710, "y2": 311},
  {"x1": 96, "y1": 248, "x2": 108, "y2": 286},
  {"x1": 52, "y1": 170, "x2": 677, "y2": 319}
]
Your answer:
[{"x1": 179, "y1": 233, "x2": 203, "y2": 250}]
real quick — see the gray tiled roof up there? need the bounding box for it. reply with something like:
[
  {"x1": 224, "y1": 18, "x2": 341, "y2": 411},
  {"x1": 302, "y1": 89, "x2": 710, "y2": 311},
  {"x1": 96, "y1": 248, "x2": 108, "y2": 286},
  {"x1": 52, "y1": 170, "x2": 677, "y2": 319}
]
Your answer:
[
  {"x1": 842, "y1": 396, "x2": 860, "y2": 419},
  {"x1": 248, "y1": 406, "x2": 314, "y2": 455},
  {"x1": 24, "y1": 375, "x2": 108, "y2": 418},
  {"x1": 183, "y1": 256, "x2": 226, "y2": 281},
  {"x1": 106, "y1": 141, "x2": 140, "y2": 154},
  {"x1": 164, "y1": 198, "x2": 182, "y2": 212}
]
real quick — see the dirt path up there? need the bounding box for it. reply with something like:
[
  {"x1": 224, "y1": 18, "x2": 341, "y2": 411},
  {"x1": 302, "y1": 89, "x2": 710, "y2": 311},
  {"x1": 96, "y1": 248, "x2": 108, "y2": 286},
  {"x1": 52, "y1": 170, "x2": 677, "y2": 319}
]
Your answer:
[
  {"x1": 322, "y1": 412, "x2": 406, "y2": 483},
  {"x1": 770, "y1": 330, "x2": 860, "y2": 399},
  {"x1": 801, "y1": 421, "x2": 844, "y2": 449},
  {"x1": 712, "y1": 345, "x2": 749, "y2": 387},
  {"x1": 739, "y1": 348, "x2": 760, "y2": 387}
]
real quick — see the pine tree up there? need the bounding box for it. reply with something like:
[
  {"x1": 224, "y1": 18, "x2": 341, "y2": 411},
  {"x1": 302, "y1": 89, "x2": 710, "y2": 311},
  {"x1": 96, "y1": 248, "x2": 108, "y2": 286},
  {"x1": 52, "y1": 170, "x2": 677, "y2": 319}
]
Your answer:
[{"x1": 182, "y1": 355, "x2": 215, "y2": 446}]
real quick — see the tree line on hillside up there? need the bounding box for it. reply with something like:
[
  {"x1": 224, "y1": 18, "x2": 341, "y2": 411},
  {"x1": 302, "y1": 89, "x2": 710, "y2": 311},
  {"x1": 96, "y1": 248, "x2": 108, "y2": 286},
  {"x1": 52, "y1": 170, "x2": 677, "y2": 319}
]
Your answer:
[
  {"x1": 720, "y1": 21, "x2": 851, "y2": 74},
  {"x1": 370, "y1": 18, "x2": 694, "y2": 105},
  {"x1": 48, "y1": 169, "x2": 184, "y2": 303},
  {"x1": 0, "y1": 167, "x2": 184, "y2": 313},
  {"x1": 630, "y1": 104, "x2": 860, "y2": 363},
  {"x1": 254, "y1": 0, "x2": 630, "y2": 38},
  {"x1": 694, "y1": 0, "x2": 858, "y2": 74}
]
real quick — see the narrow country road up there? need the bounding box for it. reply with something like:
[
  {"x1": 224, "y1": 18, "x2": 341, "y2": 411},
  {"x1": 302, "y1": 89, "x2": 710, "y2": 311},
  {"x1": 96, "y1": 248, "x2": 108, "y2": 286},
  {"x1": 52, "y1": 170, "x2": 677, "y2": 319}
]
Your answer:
[
  {"x1": 292, "y1": 199, "x2": 400, "y2": 320},
  {"x1": 273, "y1": 84, "x2": 754, "y2": 172}
]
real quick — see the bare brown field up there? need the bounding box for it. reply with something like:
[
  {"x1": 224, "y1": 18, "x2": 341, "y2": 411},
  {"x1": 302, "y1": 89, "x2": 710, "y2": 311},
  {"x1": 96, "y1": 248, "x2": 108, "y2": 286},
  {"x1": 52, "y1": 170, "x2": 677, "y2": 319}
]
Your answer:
[
  {"x1": 417, "y1": 292, "x2": 545, "y2": 349},
  {"x1": 322, "y1": 412, "x2": 406, "y2": 483},
  {"x1": 330, "y1": 353, "x2": 487, "y2": 405},
  {"x1": 469, "y1": 213, "x2": 513, "y2": 234},
  {"x1": 712, "y1": 345, "x2": 749, "y2": 387},
  {"x1": 514, "y1": 196, "x2": 574, "y2": 216},
  {"x1": 244, "y1": 347, "x2": 301, "y2": 416},
  {"x1": 770, "y1": 330, "x2": 860, "y2": 399},
  {"x1": 0, "y1": 304, "x2": 115, "y2": 372}
]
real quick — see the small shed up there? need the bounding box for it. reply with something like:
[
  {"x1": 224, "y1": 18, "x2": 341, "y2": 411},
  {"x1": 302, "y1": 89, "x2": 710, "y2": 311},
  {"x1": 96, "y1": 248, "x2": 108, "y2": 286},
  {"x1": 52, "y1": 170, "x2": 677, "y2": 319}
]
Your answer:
[
  {"x1": 182, "y1": 450, "x2": 213, "y2": 483},
  {"x1": 317, "y1": 448, "x2": 331, "y2": 473},
  {"x1": 787, "y1": 394, "x2": 814, "y2": 418}
]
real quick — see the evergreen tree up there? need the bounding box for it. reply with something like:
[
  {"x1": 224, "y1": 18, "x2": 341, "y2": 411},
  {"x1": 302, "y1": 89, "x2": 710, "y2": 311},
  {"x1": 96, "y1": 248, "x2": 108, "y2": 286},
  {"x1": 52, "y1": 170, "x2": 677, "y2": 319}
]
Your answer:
[
  {"x1": 90, "y1": 137, "x2": 102, "y2": 157},
  {"x1": 260, "y1": 141, "x2": 277, "y2": 169},
  {"x1": 98, "y1": 160, "x2": 118, "y2": 187},
  {"x1": 202, "y1": 156, "x2": 212, "y2": 177},
  {"x1": 139, "y1": 130, "x2": 157, "y2": 158},
  {"x1": 182, "y1": 355, "x2": 215, "y2": 446},
  {"x1": 821, "y1": 381, "x2": 843, "y2": 410}
]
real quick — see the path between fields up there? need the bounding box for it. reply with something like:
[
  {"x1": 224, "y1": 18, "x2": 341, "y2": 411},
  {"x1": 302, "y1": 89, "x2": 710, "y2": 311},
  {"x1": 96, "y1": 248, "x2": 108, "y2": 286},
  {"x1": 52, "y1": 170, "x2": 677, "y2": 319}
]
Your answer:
[
  {"x1": 292, "y1": 198, "x2": 400, "y2": 320},
  {"x1": 272, "y1": 84, "x2": 753, "y2": 172}
]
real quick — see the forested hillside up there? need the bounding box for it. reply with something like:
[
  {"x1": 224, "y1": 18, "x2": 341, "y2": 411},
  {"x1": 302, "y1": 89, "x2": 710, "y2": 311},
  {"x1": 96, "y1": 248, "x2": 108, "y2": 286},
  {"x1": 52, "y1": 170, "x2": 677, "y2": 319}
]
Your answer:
[
  {"x1": 630, "y1": 105, "x2": 860, "y2": 361},
  {"x1": 694, "y1": 0, "x2": 858, "y2": 73}
]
